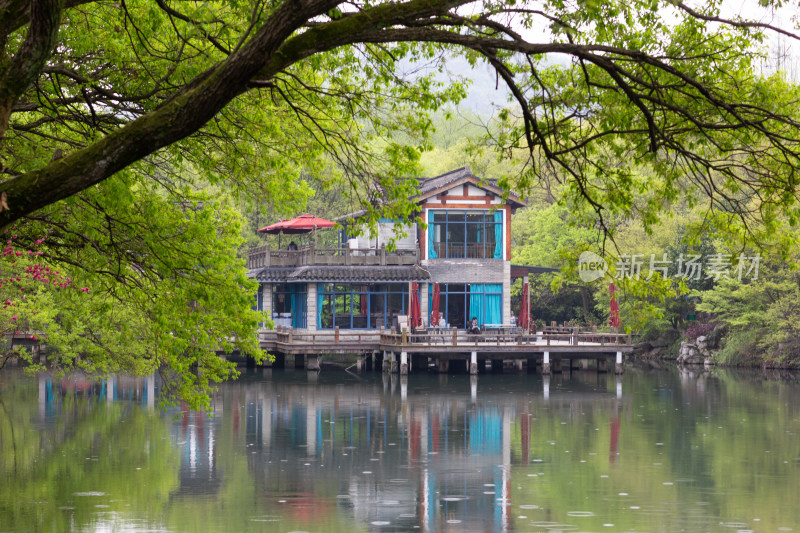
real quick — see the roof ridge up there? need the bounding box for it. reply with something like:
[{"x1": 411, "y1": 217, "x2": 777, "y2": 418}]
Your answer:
[{"x1": 419, "y1": 166, "x2": 472, "y2": 182}]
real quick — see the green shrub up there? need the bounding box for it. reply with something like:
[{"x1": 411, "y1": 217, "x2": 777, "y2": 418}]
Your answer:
[{"x1": 715, "y1": 329, "x2": 760, "y2": 366}]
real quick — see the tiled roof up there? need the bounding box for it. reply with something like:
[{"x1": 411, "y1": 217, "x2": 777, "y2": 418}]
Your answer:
[
  {"x1": 253, "y1": 265, "x2": 430, "y2": 283},
  {"x1": 335, "y1": 167, "x2": 524, "y2": 223},
  {"x1": 417, "y1": 166, "x2": 478, "y2": 195},
  {"x1": 250, "y1": 267, "x2": 296, "y2": 282},
  {"x1": 417, "y1": 166, "x2": 525, "y2": 207}
]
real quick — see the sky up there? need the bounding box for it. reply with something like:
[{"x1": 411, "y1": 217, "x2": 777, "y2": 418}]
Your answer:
[{"x1": 419, "y1": 0, "x2": 800, "y2": 117}]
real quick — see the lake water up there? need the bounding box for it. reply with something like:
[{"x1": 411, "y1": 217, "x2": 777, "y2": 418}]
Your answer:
[{"x1": 1, "y1": 365, "x2": 800, "y2": 532}]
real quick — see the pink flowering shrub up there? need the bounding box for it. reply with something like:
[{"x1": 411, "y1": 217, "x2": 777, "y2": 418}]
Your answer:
[{"x1": 1, "y1": 232, "x2": 88, "y2": 344}]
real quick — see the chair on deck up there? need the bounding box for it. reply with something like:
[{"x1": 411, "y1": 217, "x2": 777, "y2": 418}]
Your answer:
[{"x1": 397, "y1": 315, "x2": 408, "y2": 334}]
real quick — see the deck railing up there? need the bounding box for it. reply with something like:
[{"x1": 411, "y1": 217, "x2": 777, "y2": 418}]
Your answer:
[
  {"x1": 248, "y1": 244, "x2": 418, "y2": 269},
  {"x1": 259, "y1": 326, "x2": 633, "y2": 348},
  {"x1": 379, "y1": 329, "x2": 632, "y2": 347}
]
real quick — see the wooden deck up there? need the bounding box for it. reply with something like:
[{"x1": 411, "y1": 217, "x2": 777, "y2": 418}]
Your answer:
[
  {"x1": 256, "y1": 327, "x2": 634, "y2": 375},
  {"x1": 259, "y1": 327, "x2": 633, "y2": 354}
]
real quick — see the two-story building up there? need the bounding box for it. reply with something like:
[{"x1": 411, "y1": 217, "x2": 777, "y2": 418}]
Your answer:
[{"x1": 248, "y1": 167, "x2": 526, "y2": 331}]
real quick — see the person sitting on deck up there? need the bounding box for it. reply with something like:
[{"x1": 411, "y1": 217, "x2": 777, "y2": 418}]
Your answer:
[
  {"x1": 509, "y1": 312, "x2": 517, "y2": 333},
  {"x1": 468, "y1": 316, "x2": 481, "y2": 334},
  {"x1": 287, "y1": 241, "x2": 298, "y2": 250}
]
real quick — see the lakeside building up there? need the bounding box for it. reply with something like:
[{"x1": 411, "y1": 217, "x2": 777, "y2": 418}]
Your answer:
[{"x1": 247, "y1": 167, "x2": 526, "y2": 331}]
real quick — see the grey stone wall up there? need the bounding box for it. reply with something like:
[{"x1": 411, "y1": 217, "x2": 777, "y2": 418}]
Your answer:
[
  {"x1": 306, "y1": 282, "x2": 317, "y2": 331},
  {"x1": 502, "y1": 261, "x2": 511, "y2": 323},
  {"x1": 423, "y1": 259, "x2": 506, "y2": 284},
  {"x1": 261, "y1": 283, "x2": 272, "y2": 319},
  {"x1": 420, "y1": 282, "x2": 429, "y2": 326}
]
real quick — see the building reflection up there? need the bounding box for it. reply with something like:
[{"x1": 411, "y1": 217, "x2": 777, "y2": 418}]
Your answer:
[
  {"x1": 196, "y1": 369, "x2": 628, "y2": 532},
  {"x1": 32, "y1": 368, "x2": 629, "y2": 531},
  {"x1": 37, "y1": 372, "x2": 157, "y2": 421}
]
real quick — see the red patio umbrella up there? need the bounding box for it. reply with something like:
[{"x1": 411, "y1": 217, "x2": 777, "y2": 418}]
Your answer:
[
  {"x1": 257, "y1": 214, "x2": 335, "y2": 248},
  {"x1": 257, "y1": 213, "x2": 335, "y2": 234},
  {"x1": 609, "y1": 282, "x2": 621, "y2": 329},
  {"x1": 409, "y1": 282, "x2": 422, "y2": 329},
  {"x1": 518, "y1": 282, "x2": 530, "y2": 332},
  {"x1": 430, "y1": 283, "x2": 441, "y2": 327}
]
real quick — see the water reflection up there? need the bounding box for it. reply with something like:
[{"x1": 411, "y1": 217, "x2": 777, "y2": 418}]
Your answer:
[
  {"x1": 2, "y1": 366, "x2": 800, "y2": 532},
  {"x1": 199, "y1": 370, "x2": 628, "y2": 532}
]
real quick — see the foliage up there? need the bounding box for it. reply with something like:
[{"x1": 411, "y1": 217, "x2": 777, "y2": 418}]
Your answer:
[
  {"x1": 715, "y1": 329, "x2": 761, "y2": 366},
  {"x1": 2, "y1": 173, "x2": 265, "y2": 408},
  {"x1": 694, "y1": 261, "x2": 800, "y2": 366},
  {"x1": 1, "y1": 0, "x2": 800, "y2": 393}
]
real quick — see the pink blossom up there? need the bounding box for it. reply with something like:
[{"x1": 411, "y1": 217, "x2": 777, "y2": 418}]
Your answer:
[
  {"x1": 80, "y1": 287, "x2": 90, "y2": 292},
  {"x1": 10, "y1": 315, "x2": 16, "y2": 321}
]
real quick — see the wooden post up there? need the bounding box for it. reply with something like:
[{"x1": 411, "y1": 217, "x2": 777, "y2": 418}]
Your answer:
[
  {"x1": 380, "y1": 245, "x2": 386, "y2": 266},
  {"x1": 615, "y1": 351, "x2": 624, "y2": 374},
  {"x1": 542, "y1": 351, "x2": 551, "y2": 375},
  {"x1": 402, "y1": 328, "x2": 407, "y2": 346},
  {"x1": 452, "y1": 327, "x2": 458, "y2": 347},
  {"x1": 470, "y1": 351, "x2": 478, "y2": 375},
  {"x1": 523, "y1": 274, "x2": 530, "y2": 333},
  {"x1": 335, "y1": 325, "x2": 340, "y2": 343}
]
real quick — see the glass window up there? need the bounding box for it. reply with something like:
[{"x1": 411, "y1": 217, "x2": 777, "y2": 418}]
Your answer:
[
  {"x1": 272, "y1": 284, "x2": 307, "y2": 328},
  {"x1": 431, "y1": 283, "x2": 503, "y2": 329},
  {"x1": 317, "y1": 283, "x2": 411, "y2": 329},
  {"x1": 428, "y1": 210, "x2": 504, "y2": 259}
]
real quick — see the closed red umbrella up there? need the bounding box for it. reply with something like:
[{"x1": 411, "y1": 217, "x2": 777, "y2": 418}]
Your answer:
[
  {"x1": 518, "y1": 282, "x2": 530, "y2": 332},
  {"x1": 609, "y1": 282, "x2": 621, "y2": 329},
  {"x1": 430, "y1": 283, "x2": 441, "y2": 327},
  {"x1": 360, "y1": 286, "x2": 368, "y2": 316},
  {"x1": 409, "y1": 282, "x2": 422, "y2": 328}
]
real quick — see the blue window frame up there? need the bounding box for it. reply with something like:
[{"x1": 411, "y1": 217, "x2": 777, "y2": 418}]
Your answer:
[
  {"x1": 318, "y1": 283, "x2": 410, "y2": 329},
  {"x1": 429, "y1": 210, "x2": 503, "y2": 259},
  {"x1": 429, "y1": 283, "x2": 502, "y2": 329}
]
